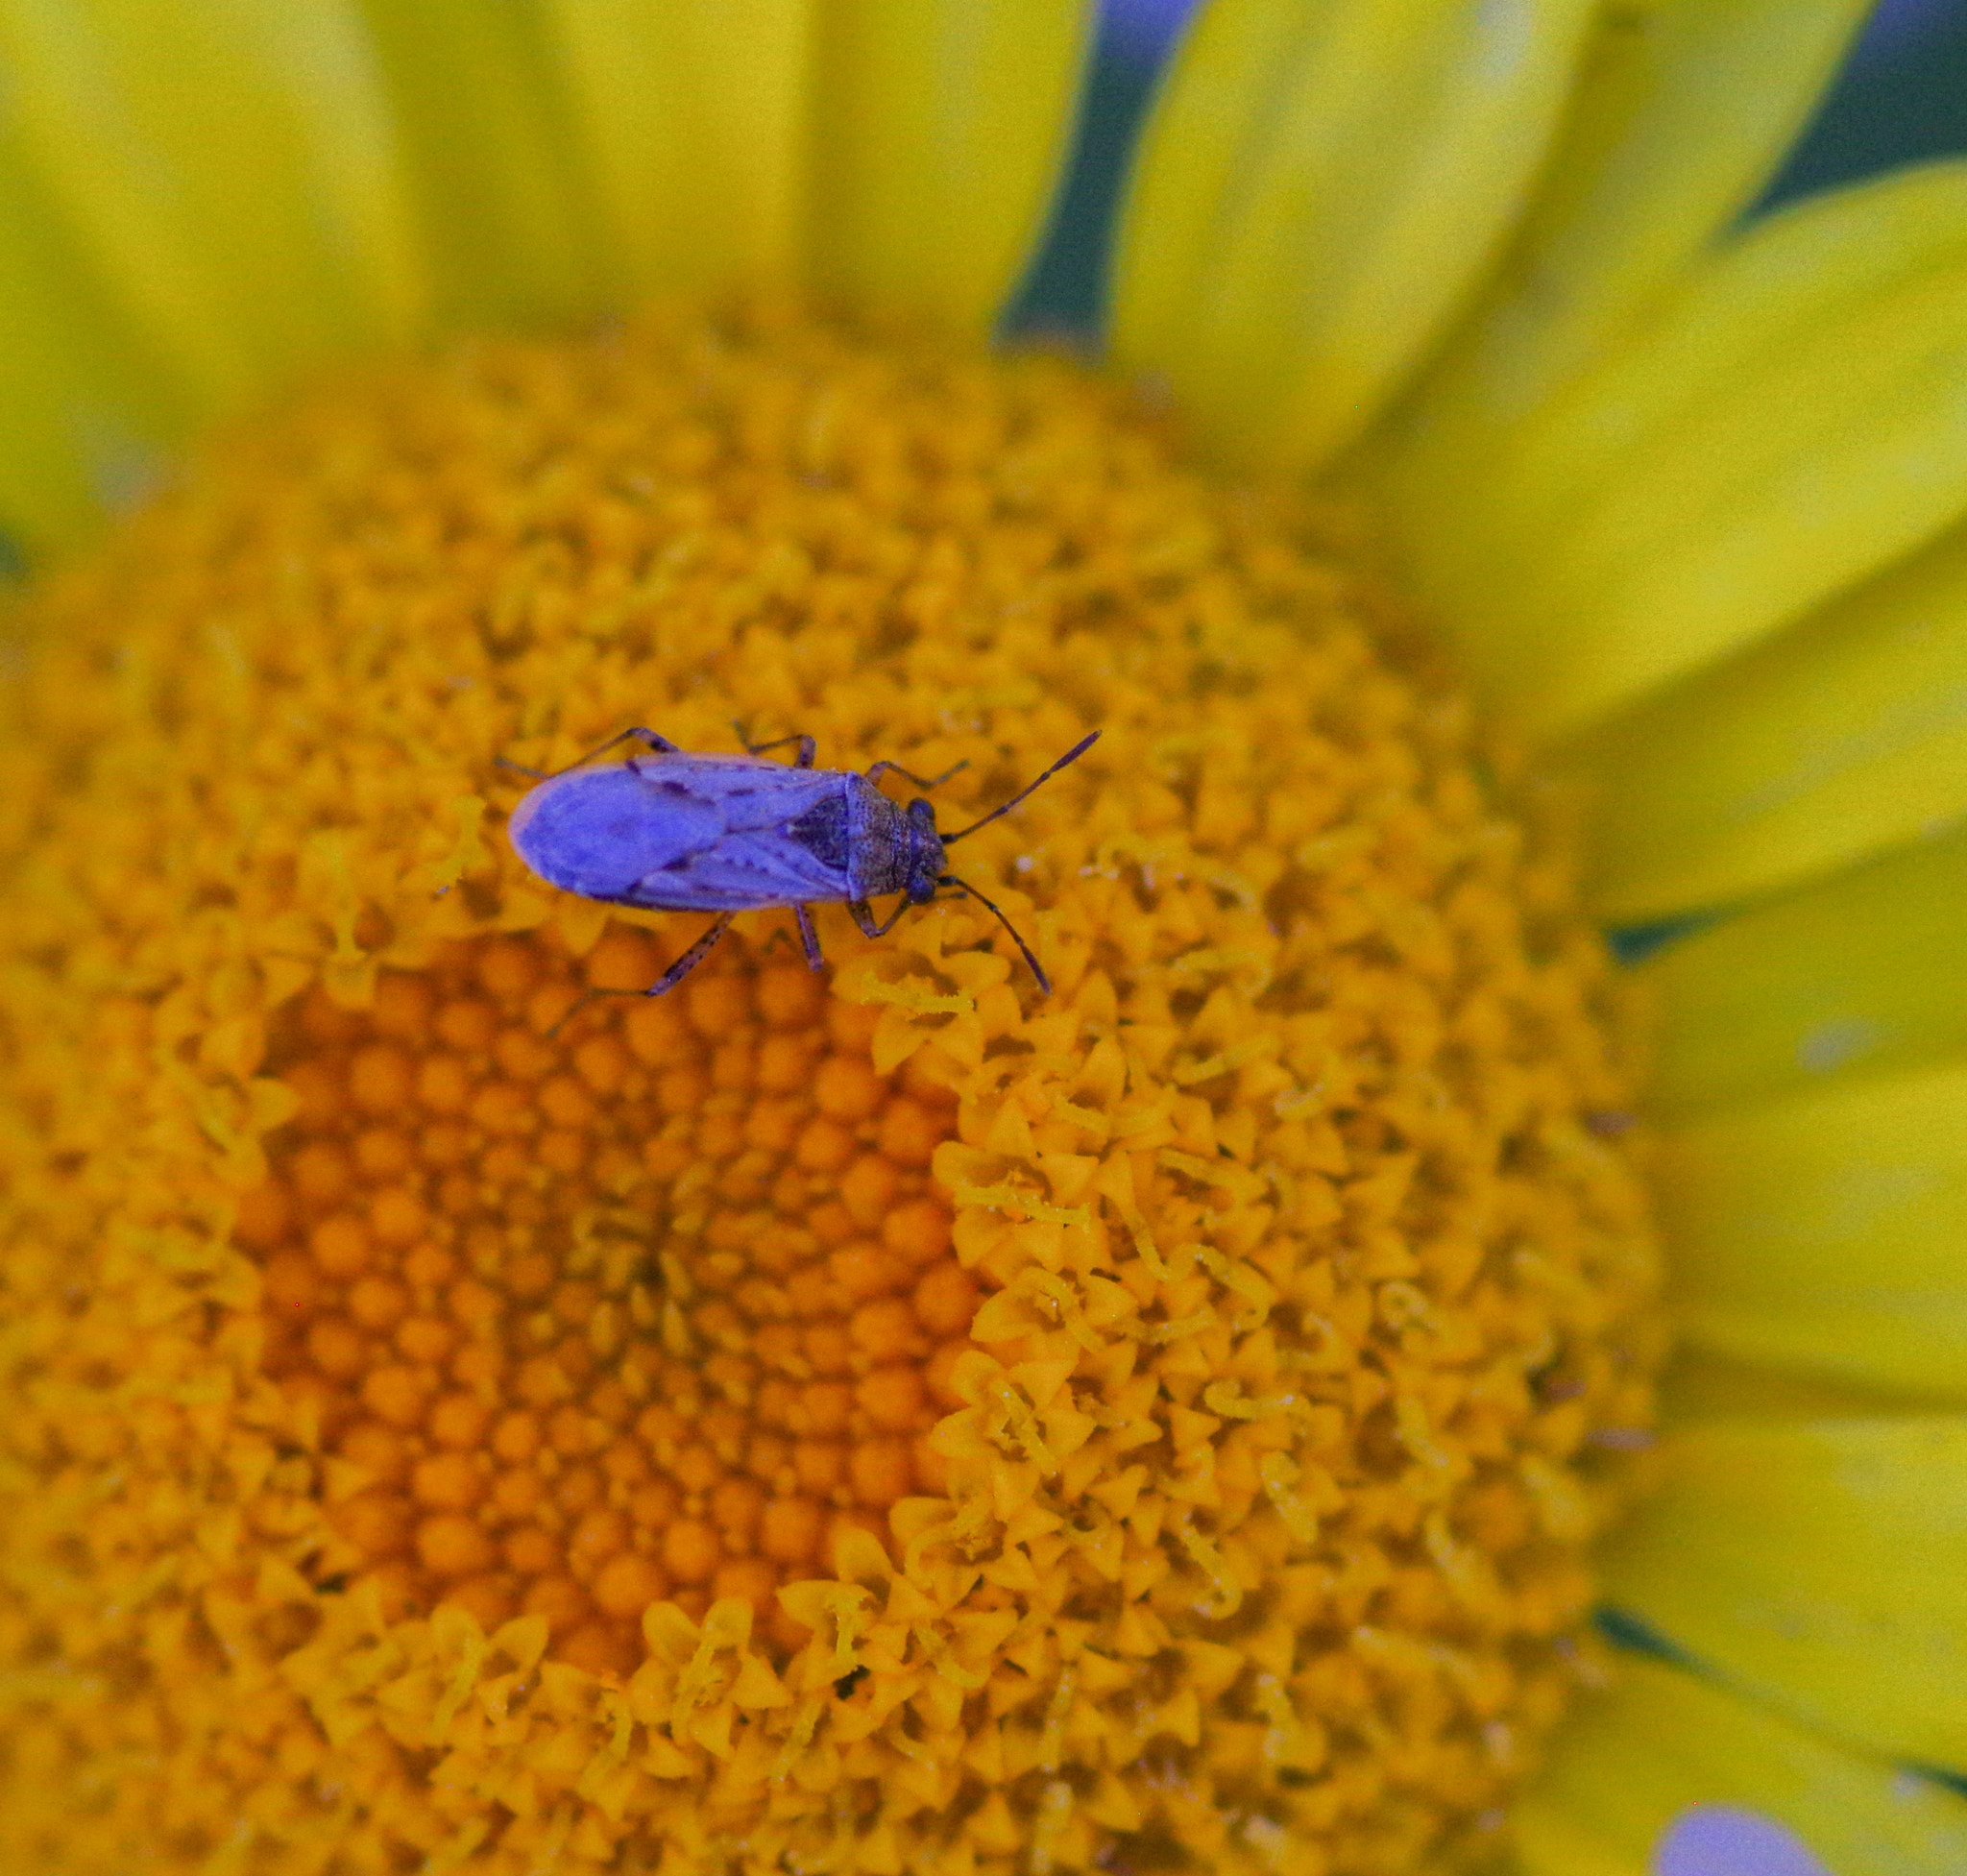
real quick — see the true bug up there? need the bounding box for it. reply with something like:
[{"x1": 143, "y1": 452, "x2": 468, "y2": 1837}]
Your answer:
[{"x1": 502, "y1": 725, "x2": 1098, "y2": 1011}]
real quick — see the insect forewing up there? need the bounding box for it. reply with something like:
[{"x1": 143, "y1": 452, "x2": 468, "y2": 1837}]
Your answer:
[
  {"x1": 509, "y1": 764, "x2": 722, "y2": 899},
  {"x1": 510, "y1": 754, "x2": 850, "y2": 913}
]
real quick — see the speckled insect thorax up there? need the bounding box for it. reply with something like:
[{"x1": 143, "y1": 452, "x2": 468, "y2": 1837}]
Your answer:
[{"x1": 783, "y1": 775, "x2": 942, "y2": 903}]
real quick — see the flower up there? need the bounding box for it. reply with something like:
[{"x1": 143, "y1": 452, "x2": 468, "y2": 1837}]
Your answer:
[{"x1": 1, "y1": 5, "x2": 1964, "y2": 1875}]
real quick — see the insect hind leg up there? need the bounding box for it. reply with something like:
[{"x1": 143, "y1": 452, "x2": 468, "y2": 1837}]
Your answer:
[
  {"x1": 498, "y1": 726, "x2": 679, "y2": 784},
  {"x1": 546, "y1": 913, "x2": 735, "y2": 1037},
  {"x1": 794, "y1": 904, "x2": 825, "y2": 971}
]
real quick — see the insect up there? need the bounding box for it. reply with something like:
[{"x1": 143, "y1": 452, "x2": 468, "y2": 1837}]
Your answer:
[{"x1": 502, "y1": 724, "x2": 1099, "y2": 1012}]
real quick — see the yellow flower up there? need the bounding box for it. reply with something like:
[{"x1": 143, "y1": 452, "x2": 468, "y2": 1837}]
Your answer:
[{"x1": 0, "y1": 5, "x2": 1962, "y2": 1875}]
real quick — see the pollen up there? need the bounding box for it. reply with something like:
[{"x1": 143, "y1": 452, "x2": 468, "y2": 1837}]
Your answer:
[{"x1": 1, "y1": 309, "x2": 1663, "y2": 1875}]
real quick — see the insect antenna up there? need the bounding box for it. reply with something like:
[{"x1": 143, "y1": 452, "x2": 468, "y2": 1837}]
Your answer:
[
  {"x1": 940, "y1": 731, "x2": 1100, "y2": 845},
  {"x1": 937, "y1": 875, "x2": 1052, "y2": 995}
]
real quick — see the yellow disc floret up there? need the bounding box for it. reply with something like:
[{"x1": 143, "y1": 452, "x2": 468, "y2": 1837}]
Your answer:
[{"x1": 0, "y1": 311, "x2": 1662, "y2": 1874}]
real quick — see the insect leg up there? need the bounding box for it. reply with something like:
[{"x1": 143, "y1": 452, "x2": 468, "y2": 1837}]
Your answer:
[
  {"x1": 793, "y1": 904, "x2": 825, "y2": 971},
  {"x1": 734, "y1": 725, "x2": 817, "y2": 768},
  {"x1": 847, "y1": 897, "x2": 913, "y2": 940},
  {"x1": 863, "y1": 757, "x2": 968, "y2": 792},
  {"x1": 642, "y1": 913, "x2": 736, "y2": 994},
  {"x1": 498, "y1": 726, "x2": 679, "y2": 784},
  {"x1": 544, "y1": 913, "x2": 735, "y2": 1037}
]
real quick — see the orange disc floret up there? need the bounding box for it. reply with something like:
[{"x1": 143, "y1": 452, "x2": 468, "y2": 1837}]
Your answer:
[
  {"x1": 3, "y1": 312, "x2": 1660, "y2": 1876},
  {"x1": 230, "y1": 931, "x2": 980, "y2": 1694},
  {"x1": 411, "y1": 1452, "x2": 484, "y2": 1512},
  {"x1": 591, "y1": 1551, "x2": 670, "y2": 1620},
  {"x1": 662, "y1": 1519, "x2": 722, "y2": 1585},
  {"x1": 308, "y1": 1212, "x2": 370, "y2": 1278}
]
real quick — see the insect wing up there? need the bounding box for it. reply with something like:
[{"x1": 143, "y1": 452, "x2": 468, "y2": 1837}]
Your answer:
[
  {"x1": 510, "y1": 753, "x2": 852, "y2": 912},
  {"x1": 619, "y1": 758, "x2": 851, "y2": 910},
  {"x1": 508, "y1": 760, "x2": 727, "y2": 901}
]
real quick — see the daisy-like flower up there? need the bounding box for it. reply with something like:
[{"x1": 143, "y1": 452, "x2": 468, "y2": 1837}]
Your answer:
[{"x1": 2, "y1": 4, "x2": 1964, "y2": 1873}]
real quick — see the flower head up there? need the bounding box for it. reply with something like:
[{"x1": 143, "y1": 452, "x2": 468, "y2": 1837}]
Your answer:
[
  {"x1": 4, "y1": 310, "x2": 1662, "y2": 1870},
  {"x1": 4, "y1": 6, "x2": 1967, "y2": 1875}
]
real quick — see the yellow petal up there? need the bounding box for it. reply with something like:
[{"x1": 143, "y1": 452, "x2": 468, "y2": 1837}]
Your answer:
[
  {"x1": 1380, "y1": 160, "x2": 1967, "y2": 741},
  {"x1": 1516, "y1": 1650, "x2": 1967, "y2": 1876},
  {"x1": 1602, "y1": 1415, "x2": 1967, "y2": 1766},
  {"x1": 1570, "y1": 521, "x2": 1967, "y2": 924},
  {"x1": 1658, "y1": 1067, "x2": 1967, "y2": 1399},
  {"x1": 1378, "y1": 1, "x2": 1866, "y2": 465},
  {"x1": 359, "y1": 0, "x2": 609, "y2": 328},
  {"x1": 1639, "y1": 823, "x2": 1967, "y2": 1114},
  {"x1": 805, "y1": 0, "x2": 1092, "y2": 333},
  {"x1": 0, "y1": 0, "x2": 428, "y2": 409},
  {"x1": 539, "y1": 0, "x2": 811, "y2": 301},
  {"x1": 1110, "y1": 0, "x2": 1595, "y2": 475}
]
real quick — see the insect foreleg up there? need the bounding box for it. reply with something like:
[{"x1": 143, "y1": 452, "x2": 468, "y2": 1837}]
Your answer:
[
  {"x1": 793, "y1": 904, "x2": 825, "y2": 971},
  {"x1": 847, "y1": 897, "x2": 913, "y2": 941},
  {"x1": 734, "y1": 726, "x2": 817, "y2": 768},
  {"x1": 863, "y1": 756, "x2": 968, "y2": 792}
]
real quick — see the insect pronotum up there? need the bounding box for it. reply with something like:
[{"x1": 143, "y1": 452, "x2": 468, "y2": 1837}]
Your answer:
[{"x1": 502, "y1": 725, "x2": 1099, "y2": 1024}]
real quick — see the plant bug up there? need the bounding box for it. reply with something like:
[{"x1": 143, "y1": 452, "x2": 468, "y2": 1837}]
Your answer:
[{"x1": 502, "y1": 725, "x2": 1099, "y2": 1016}]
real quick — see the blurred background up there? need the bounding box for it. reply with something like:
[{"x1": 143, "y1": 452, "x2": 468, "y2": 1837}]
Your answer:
[
  {"x1": 1761, "y1": 0, "x2": 1967, "y2": 207},
  {"x1": 1009, "y1": 0, "x2": 1967, "y2": 336},
  {"x1": 4, "y1": 0, "x2": 1965, "y2": 582}
]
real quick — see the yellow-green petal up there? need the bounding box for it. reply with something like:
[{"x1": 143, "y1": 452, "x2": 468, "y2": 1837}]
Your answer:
[
  {"x1": 1382, "y1": 161, "x2": 1967, "y2": 741},
  {"x1": 1656, "y1": 1068, "x2": 1967, "y2": 1400},
  {"x1": 1604, "y1": 1416, "x2": 1967, "y2": 1766},
  {"x1": 805, "y1": 0, "x2": 1092, "y2": 333},
  {"x1": 1662, "y1": 1349, "x2": 1917, "y2": 1425},
  {"x1": 540, "y1": 0, "x2": 811, "y2": 303},
  {"x1": 358, "y1": 0, "x2": 611, "y2": 329},
  {"x1": 1516, "y1": 1650, "x2": 1967, "y2": 1876},
  {"x1": 1377, "y1": 0, "x2": 1866, "y2": 462},
  {"x1": 1111, "y1": 0, "x2": 1594, "y2": 475},
  {"x1": 1640, "y1": 824, "x2": 1967, "y2": 1115},
  {"x1": 0, "y1": 0, "x2": 428, "y2": 412},
  {"x1": 1568, "y1": 521, "x2": 1967, "y2": 924},
  {"x1": 0, "y1": 158, "x2": 173, "y2": 552}
]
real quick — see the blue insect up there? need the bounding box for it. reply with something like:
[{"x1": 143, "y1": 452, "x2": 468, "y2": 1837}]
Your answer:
[{"x1": 502, "y1": 725, "x2": 1099, "y2": 1007}]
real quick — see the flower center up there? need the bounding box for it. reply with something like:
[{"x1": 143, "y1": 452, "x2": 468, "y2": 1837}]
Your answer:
[
  {"x1": 241, "y1": 930, "x2": 973, "y2": 1676},
  {"x1": 9, "y1": 310, "x2": 1664, "y2": 1872}
]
